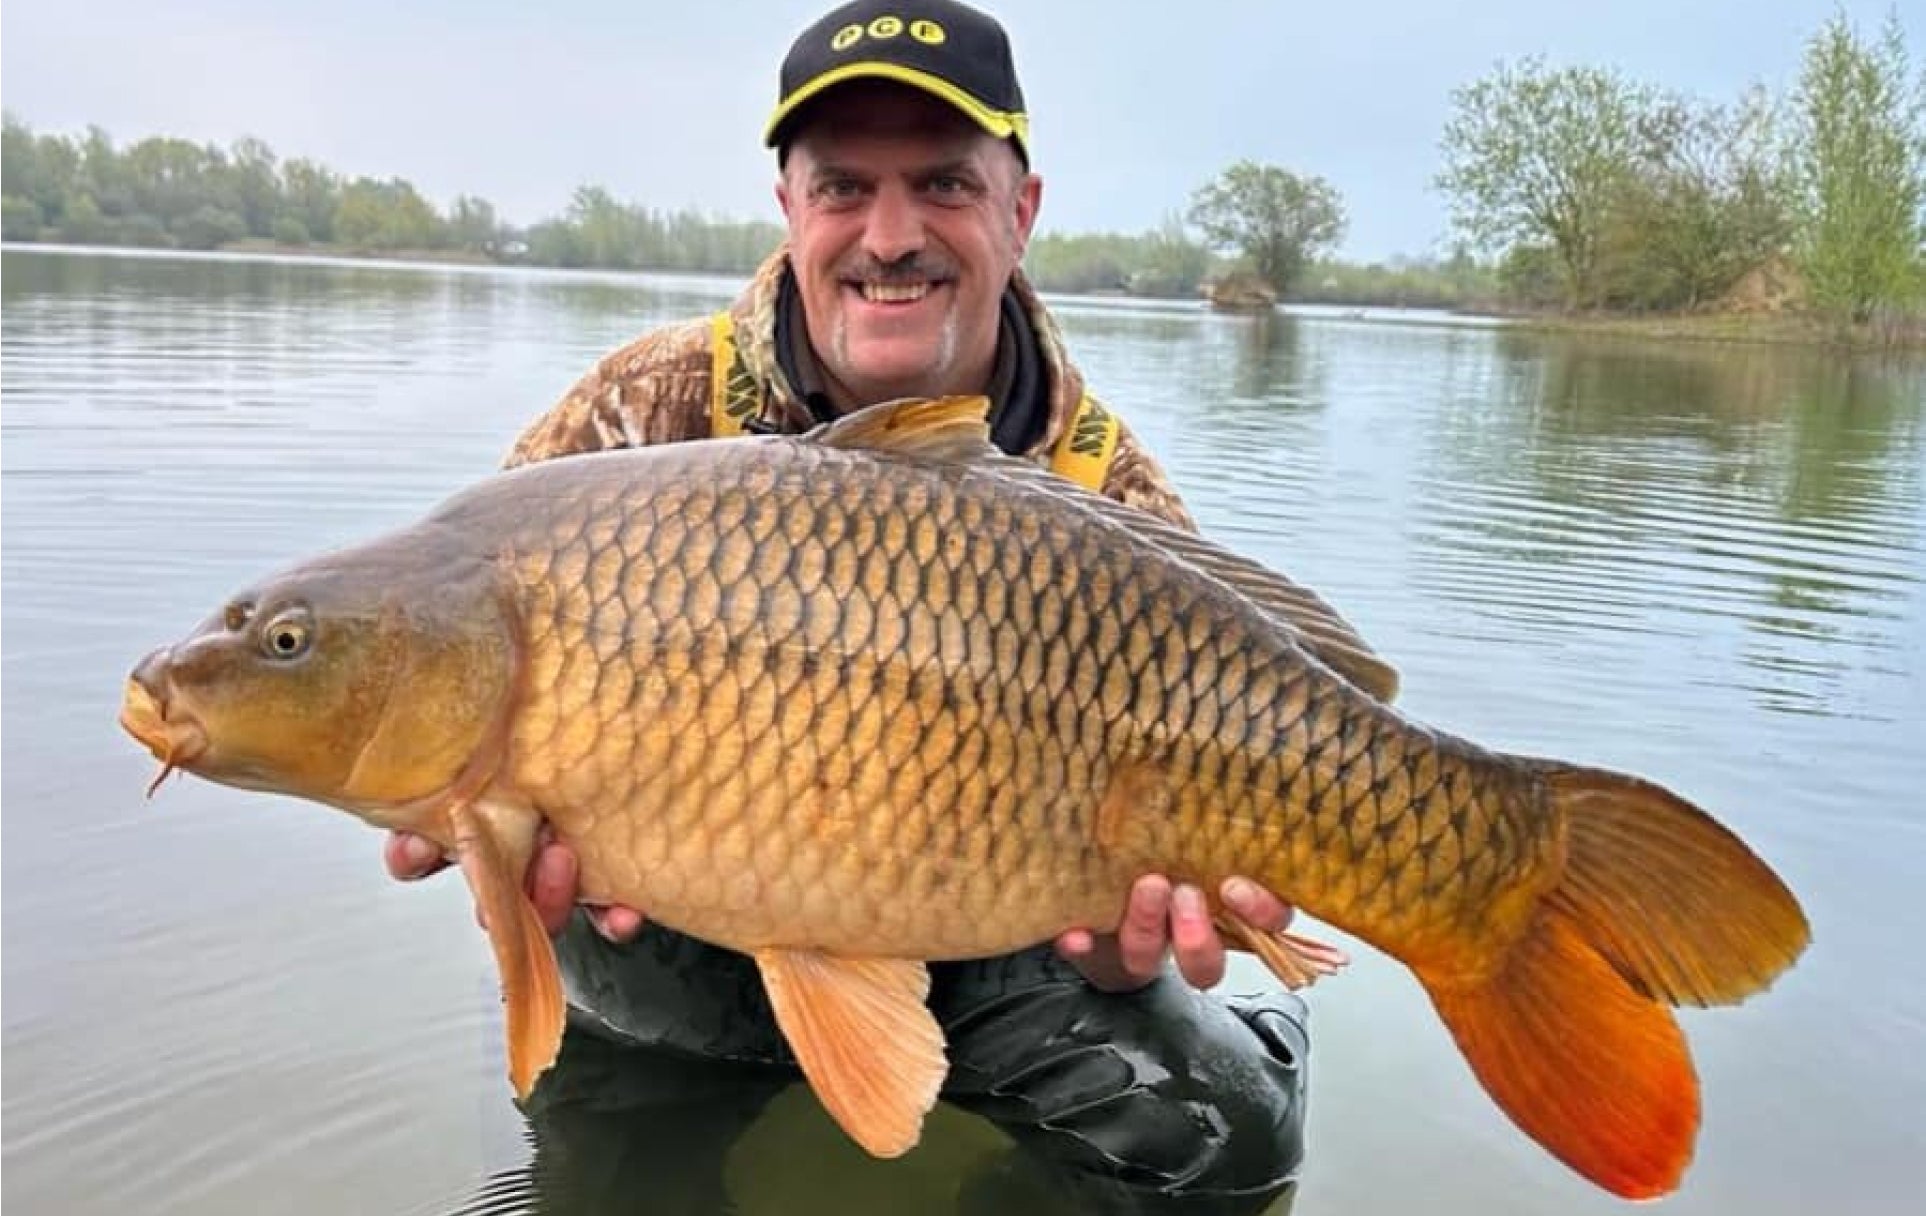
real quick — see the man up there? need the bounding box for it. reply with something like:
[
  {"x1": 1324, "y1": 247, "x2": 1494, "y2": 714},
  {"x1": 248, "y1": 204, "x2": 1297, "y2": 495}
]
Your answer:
[{"x1": 395, "y1": 2, "x2": 1334, "y2": 1207}]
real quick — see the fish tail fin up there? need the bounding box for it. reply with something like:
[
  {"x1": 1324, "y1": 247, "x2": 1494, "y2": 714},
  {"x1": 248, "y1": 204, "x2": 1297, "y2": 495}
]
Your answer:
[{"x1": 1417, "y1": 764, "x2": 1809, "y2": 1199}]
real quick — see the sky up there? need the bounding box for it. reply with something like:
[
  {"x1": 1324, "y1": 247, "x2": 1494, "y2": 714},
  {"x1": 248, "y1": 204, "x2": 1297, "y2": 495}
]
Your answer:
[{"x1": 3, "y1": 0, "x2": 1920, "y2": 262}]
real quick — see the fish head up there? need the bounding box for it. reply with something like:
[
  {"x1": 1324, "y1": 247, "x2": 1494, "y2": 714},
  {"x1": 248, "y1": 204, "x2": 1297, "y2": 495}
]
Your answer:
[{"x1": 121, "y1": 539, "x2": 517, "y2": 817}]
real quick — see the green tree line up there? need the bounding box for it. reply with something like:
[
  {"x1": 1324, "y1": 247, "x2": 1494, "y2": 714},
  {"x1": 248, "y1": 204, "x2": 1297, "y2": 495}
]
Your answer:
[
  {"x1": 0, "y1": 115, "x2": 783, "y2": 273},
  {"x1": 1437, "y1": 9, "x2": 1925, "y2": 323},
  {"x1": 4, "y1": 9, "x2": 1918, "y2": 324}
]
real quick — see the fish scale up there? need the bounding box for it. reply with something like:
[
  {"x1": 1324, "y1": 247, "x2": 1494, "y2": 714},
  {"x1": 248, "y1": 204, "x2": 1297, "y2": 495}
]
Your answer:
[
  {"x1": 122, "y1": 395, "x2": 1807, "y2": 1198},
  {"x1": 487, "y1": 431, "x2": 1534, "y2": 964}
]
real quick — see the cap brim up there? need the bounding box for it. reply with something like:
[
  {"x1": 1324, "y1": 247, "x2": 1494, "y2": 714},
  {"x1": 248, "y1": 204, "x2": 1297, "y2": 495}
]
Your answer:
[{"x1": 763, "y1": 62, "x2": 1029, "y2": 151}]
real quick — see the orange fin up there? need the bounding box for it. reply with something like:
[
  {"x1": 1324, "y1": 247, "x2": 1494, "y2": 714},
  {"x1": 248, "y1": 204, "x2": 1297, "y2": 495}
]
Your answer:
[
  {"x1": 753, "y1": 950, "x2": 945, "y2": 1158},
  {"x1": 453, "y1": 802, "x2": 564, "y2": 1100},
  {"x1": 1418, "y1": 763, "x2": 1810, "y2": 1198},
  {"x1": 1215, "y1": 912, "x2": 1349, "y2": 990},
  {"x1": 1538, "y1": 764, "x2": 1811, "y2": 1005},
  {"x1": 1421, "y1": 910, "x2": 1697, "y2": 1199}
]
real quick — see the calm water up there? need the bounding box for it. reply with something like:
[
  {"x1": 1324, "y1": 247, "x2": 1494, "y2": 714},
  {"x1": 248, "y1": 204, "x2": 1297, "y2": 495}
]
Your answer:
[{"x1": 4, "y1": 246, "x2": 1922, "y2": 1215}]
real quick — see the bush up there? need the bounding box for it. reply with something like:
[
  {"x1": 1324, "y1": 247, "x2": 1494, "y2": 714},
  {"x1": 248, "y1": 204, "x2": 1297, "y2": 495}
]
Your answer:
[
  {"x1": 116, "y1": 212, "x2": 172, "y2": 247},
  {"x1": 2, "y1": 194, "x2": 43, "y2": 240},
  {"x1": 1498, "y1": 244, "x2": 1566, "y2": 308},
  {"x1": 173, "y1": 204, "x2": 247, "y2": 250}
]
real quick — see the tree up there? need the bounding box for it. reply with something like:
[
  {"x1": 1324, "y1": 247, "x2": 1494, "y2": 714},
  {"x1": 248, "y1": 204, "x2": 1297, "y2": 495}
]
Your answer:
[
  {"x1": 1187, "y1": 162, "x2": 1345, "y2": 296},
  {"x1": 1598, "y1": 87, "x2": 1791, "y2": 310},
  {"x1": 566, "y1": 185, "x2": 647, "y2": 268},
  {"x1": 1437, "y1": 58, "x2": 1662, "y2": 309},
  {"x1": 1133, "y1": 213, "x2": 1212, "y2": 297},
  {"x1": 3, "y1": 194, "x2": 44, "y2": 240},
  {"x1": 123, "y1": 135, "x2": 217, "y2": 231},
  {"x1": 1785, "y1": 10, "x2": 1926, "y2": 322},
  {"x1": 226, "y1": 137, "x2": 281, "y2": 238},
  {"x1": 280, "y1": 158, "x2": 341, "y2": 244},
  {"x1": 447, "y1": 194, "x2": 500, "y2": 253},
  {"x1": 333, "y1": 177, "x2": 441, "y2": 250},
  {"x1": 175, "y1": 204, "x2": 246, "y2": 250}
]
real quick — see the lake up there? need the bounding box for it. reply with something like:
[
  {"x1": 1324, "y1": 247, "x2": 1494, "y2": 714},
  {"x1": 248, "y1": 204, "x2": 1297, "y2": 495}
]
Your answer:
[{"x1": 3, "y1": 246, "x2": 1922, "y2": 1215}]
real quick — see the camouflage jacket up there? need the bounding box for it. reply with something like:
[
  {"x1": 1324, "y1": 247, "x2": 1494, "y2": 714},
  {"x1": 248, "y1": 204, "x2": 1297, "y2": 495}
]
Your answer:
[{"x1": 502, "y1": 247, "x2": 1199, "y2": 531}]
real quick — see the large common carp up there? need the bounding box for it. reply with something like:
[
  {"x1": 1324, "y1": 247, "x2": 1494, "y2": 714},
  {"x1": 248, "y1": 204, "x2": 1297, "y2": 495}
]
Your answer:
[{"x1": 121, "y1": 396, "x2": 1808, "y2": 1200}]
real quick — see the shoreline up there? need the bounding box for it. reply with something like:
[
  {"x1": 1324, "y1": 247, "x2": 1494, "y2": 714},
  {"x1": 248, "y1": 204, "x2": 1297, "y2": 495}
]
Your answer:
[
  {"x1": 1464, "y1": 307, "x2": 1926, "y2": 354},
  {"x1": 8, "y1": 239, "x2": 1921, "y2": 353}
]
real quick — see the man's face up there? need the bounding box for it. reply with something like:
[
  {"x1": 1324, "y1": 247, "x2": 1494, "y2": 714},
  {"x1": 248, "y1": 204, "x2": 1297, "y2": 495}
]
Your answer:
[{"x1": 777, "y1": 82, "x2": 1042, "y2": 408}]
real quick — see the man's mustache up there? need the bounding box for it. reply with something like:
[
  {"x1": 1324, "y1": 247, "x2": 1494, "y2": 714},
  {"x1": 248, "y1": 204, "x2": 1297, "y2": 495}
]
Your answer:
[{"x1": 840, "y1": 255, "x2": 958, "y2": 283}]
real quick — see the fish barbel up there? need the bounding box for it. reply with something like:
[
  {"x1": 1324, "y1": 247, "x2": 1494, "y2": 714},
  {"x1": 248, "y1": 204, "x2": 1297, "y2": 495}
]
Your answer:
[{"x1": 120, "y1": 396, "x2": 1808, "y2": 1199}]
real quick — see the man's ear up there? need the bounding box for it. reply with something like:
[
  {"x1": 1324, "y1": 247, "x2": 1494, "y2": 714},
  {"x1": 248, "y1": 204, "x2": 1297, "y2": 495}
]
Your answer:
[
  {"x1": 776, "y1": 175, "x2": 795, "y2": 222},
  {"x1": 1012, "y1": 172, "x2": 1042, "y2": 257}
]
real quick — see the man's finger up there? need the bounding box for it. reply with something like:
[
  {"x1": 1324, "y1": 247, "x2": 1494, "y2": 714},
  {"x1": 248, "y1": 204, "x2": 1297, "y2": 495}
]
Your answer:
[
  {"x1": 588, "y1": 904, "x2": 647, "y2": 944},
  {"x1": 527, "y1": 839, "x2": 580, "y2": 935},
  {"x1": 1169, "y1": 883, "x2": 1226, "y2": 989},
  {"x1": 1055, "y1": 928, "x2": 1096, "y2": 959},
  {"x1": 1221, "y1": 875, "x2": 1295, "y2": 934},
  {"x1": 384, "y1": 831, "x2": 449, "y2": 881},
  {"x1": 1117, "y1": 874, "x2": 1173, "y2": 980}
]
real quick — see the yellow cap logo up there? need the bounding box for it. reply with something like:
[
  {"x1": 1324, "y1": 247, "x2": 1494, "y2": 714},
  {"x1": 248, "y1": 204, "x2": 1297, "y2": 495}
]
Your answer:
[{"x1": 830, "y1": 15, "x2": 945, "y2": 51}]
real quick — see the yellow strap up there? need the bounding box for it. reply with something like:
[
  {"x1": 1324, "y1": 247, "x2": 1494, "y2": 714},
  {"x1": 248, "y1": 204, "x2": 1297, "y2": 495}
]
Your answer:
[
  {"x1": 709, "y1": 311, "x2": 761, "y2": 437},
  {"x1": 1049, "y1": 393, "x2": 1120, "y2": 491}
]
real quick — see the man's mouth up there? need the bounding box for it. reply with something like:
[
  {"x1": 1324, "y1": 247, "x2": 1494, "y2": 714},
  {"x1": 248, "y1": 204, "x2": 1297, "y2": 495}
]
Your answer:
[{"x1": 853, "y1": 280, "x2": 937, "y2": 304}]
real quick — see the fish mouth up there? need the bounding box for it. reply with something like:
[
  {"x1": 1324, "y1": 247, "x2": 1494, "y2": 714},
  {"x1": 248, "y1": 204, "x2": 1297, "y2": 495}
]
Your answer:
[{"x1": 119, "y1": 669, "x2": 209, "y2": 797}]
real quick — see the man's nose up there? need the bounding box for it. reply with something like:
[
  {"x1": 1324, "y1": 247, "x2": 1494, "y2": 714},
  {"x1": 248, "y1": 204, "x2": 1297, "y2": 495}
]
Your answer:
[{"x1": 861, "y1": 184, "x2": 924, "y2": 265}]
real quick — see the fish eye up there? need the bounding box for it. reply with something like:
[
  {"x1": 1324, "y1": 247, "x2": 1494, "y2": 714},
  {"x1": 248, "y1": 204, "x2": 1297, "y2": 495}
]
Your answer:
[{"x1": 260, "y1": 613, "x2": 312, "y2": 661}]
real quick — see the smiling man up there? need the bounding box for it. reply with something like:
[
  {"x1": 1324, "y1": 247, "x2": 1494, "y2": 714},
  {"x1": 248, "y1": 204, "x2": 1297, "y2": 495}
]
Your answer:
[
  {"x1": 777, "y1": 78, "x2": 1036, "y2": 408},
  {"x1": 390, "y1": 2, "x2": 1333, "y2": 1206}
]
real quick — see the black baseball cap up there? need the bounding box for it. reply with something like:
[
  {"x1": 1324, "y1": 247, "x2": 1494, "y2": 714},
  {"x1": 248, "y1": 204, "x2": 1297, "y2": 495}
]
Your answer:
[{"x1": 763, "y1": 0, "x2": 1030, "y2": 164}]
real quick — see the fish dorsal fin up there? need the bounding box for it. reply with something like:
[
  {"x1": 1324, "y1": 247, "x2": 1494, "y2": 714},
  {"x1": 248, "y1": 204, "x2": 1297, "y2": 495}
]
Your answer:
[
  {"x1": 811, "y1": 396, "x2": 995, "y2": 463},
  {"x1": 991, "y1": 462, "x2": 1401, "y2": 702},
  {"x1": 753, "y1": 950, "x2": 945, "y2": 1158},
  {"x1": 816, "y1": 395, "x2": 1398, "y2": 701},
  {"x1": 1157, "y1": 539, "x2": 1401, "y2": 702}
]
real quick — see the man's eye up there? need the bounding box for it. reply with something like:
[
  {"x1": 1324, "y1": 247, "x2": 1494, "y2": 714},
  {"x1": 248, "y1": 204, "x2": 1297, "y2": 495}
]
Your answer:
[
  {"x1": 925, "y1": 175, "x2": 980, "y2": 205},
  {"x1": 818, "y1": 179, "x2": 863, "y2": 201}
]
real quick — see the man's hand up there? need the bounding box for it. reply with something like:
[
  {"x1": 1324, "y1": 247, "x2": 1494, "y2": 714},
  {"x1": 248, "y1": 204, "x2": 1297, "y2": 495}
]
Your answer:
[
  {"x1": 1056, "y1": 874, "x2": 1295, "y2": 994},
  {"x1": 383, "y1": 829, "x2": 646, "y2": 942}
]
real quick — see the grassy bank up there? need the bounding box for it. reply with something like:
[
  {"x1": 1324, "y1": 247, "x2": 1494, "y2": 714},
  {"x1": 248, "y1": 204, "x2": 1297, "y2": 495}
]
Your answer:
[
  {"x1": 219, "y1": 239, "x2": 497, "y2": 266},
  {"x1": 1476, "y1": 307, "x2": 1926, "y2": 353}
]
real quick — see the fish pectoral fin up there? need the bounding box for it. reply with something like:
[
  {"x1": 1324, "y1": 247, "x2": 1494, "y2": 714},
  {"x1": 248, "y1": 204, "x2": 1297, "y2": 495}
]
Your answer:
[
  {"x1": 753, "y1": 949, "x2": 946, "y2": 1159},
  {"x1": 452, "y1": 801, "x2": 565, "y2": 1101},
  {"x1": 1214, "y1": 912, "x2": 1349, "y2": 991}
]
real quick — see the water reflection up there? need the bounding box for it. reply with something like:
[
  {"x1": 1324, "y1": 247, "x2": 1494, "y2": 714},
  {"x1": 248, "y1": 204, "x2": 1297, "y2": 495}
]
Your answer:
[
  {"x1": 1410, "y1": 332, "x2": 1923, "y2": 718},
  {"x1": 444, "y1": 1031, "x2": 1294, "y2": 1216}
]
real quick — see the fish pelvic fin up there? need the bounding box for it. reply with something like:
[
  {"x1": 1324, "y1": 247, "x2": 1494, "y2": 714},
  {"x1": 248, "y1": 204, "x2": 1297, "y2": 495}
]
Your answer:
[
  {"x1": 453, "y1": 799, "x2": 564, "y2": 1101},
  {"x1": 753, "y1": 950, "x2": 945, "y2": 1159},
  {"x1": 1419, "y1": 764, "x2": 1810, "y2": 1199},
  {"x1": 1214, "y1": 910, "x2": 1350, "y2": 991}
]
